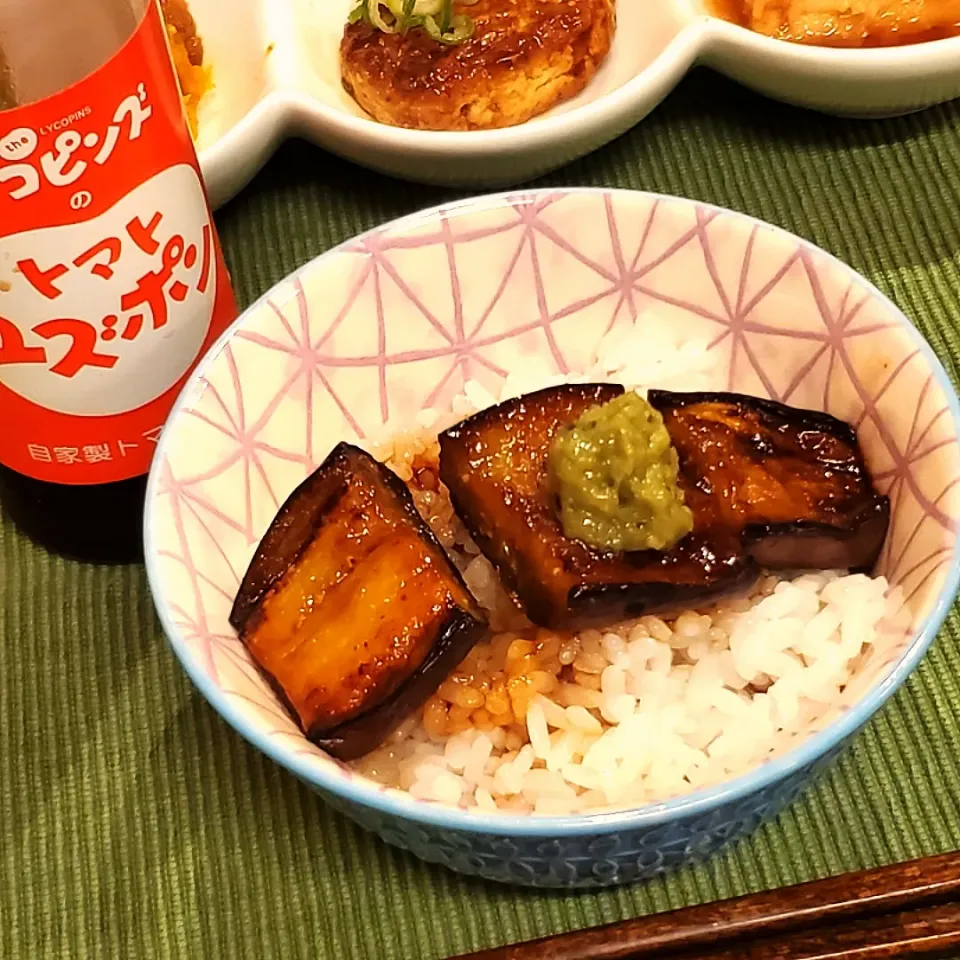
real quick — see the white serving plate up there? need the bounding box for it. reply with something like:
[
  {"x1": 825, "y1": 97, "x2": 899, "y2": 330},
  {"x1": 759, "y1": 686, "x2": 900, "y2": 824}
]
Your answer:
[{"x1": 189, "y1": 0, "x2": 960, "y2": 208}]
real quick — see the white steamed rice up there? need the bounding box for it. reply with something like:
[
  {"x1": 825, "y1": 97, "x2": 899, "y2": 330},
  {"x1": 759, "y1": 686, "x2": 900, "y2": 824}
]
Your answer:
[{"x1": 353, "y1": 323, "x2": 909, "y2": 815}]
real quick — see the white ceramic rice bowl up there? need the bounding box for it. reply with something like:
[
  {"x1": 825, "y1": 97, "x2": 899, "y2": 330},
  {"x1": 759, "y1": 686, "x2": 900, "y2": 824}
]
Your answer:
[{"x1": 145, "y1": 189, "x2": 960, "y2": 888}]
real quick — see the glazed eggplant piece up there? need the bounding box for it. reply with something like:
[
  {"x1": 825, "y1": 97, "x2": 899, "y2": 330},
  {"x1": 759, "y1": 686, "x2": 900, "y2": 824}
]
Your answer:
[
  {"x1": 229, "y1": 442, "x2": 487, "y2": 760},
  {"x1": 438, "y1": 383, "x2": 753, "y2": 629},
  {"x1": 438, "y1": 385, "x2": 888, "y2": 630},
  {"x1": 648, "y1": 390, "x2": 890, "y2": 574}
]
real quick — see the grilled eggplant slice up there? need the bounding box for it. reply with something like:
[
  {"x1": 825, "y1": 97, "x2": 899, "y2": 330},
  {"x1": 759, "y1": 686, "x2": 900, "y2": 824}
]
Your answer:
[
  {"x1": 438, "y1": 385, "x2": 888, "y2": 630},
  {"x1": 648, "y1": 390, "x2": 890, "y2": 574},
  {"x1": 229, "y1": 442, "x2": 487, "y2": 760},
  {"x1": 439, "y1": 383, "x2": 753, "y2": 628}
]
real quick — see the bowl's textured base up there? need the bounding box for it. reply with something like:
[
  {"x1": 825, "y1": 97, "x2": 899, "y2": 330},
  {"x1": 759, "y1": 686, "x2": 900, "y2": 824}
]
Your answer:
[{"x1": 319, "y1": 749, "x2": 840, "y2": 888}]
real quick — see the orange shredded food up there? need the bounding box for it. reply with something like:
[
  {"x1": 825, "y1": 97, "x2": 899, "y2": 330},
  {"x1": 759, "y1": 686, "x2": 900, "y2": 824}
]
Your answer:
[
  {"x1": 161, "y1": 0, "x2": 210, "y2": 138},
  {"x1": 712, "y1": 0, "x2": 960, "y2": 47}
]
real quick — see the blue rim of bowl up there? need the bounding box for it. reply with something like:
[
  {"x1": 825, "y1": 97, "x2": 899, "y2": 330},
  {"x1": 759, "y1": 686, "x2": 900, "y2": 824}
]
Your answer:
[{"x1": 144, "y1": 188, "x2": 960, "y2": 838}]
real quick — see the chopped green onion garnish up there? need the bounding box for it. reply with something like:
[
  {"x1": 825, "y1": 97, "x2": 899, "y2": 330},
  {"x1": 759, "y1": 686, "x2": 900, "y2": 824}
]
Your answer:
[{"x1": 348, "y1": 0, "x2": 476, "y2": 46}]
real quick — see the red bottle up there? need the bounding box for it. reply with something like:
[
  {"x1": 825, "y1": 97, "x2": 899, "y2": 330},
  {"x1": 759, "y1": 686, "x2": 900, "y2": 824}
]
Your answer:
[{"x1": 0, "y1": 0, "x2": 237, "y2": 562}]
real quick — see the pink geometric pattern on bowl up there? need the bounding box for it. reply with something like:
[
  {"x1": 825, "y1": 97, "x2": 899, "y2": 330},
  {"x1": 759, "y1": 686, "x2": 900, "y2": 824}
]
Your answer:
[{"x1": 148, "y1": 190, "x2": 960, "y2": 804}]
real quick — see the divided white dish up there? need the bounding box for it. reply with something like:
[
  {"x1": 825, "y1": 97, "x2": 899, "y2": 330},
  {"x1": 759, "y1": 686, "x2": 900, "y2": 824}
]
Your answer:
[{"x1": 188, "y1": 0, "x2": 960, "y2": 208}]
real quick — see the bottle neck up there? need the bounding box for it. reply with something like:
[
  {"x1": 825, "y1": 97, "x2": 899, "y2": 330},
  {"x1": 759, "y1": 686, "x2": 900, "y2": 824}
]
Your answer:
[{"x1": 0, "y1": 0, "x2": 148, "y2": 108}]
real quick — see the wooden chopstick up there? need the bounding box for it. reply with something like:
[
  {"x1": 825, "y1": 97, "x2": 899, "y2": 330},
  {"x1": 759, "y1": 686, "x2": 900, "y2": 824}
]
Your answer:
[
  {"x1": 449, "y1": 852, "x2": 960, "y2": 960},
  {"x1": 674, "y1": 902, "x2": 960, "y2": 960}
]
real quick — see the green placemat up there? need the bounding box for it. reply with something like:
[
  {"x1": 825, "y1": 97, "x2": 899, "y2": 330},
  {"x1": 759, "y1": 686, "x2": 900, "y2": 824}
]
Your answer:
[{"x1": 6, "y1": 67, "x2": 960, "y2": 960}]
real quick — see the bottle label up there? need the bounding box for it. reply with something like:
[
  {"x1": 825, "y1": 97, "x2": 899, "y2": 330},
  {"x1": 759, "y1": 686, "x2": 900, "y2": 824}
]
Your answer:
[{"x1": 0, "y1": 1, "x2": 236, "y2": 484}]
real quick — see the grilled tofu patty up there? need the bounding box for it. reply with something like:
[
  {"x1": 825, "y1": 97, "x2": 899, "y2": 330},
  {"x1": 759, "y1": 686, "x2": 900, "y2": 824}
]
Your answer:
[{"x1": 340, "y1": 0, "x2": 615, "y2": 131}]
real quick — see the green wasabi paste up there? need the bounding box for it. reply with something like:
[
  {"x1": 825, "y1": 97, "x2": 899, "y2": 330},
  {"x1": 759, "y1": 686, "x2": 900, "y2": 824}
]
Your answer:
[{"x1": 547, "y1": 392, "x2": 693, "y2": 552}]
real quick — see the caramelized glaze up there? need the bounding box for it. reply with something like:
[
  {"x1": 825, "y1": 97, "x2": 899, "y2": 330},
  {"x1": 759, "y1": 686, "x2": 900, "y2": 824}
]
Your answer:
[
  {"x1": 231, "y1": 443, "x2": 486, "y2": 759},
  {"x1": 439, "y1": 385, "x2": 889, "y2": 630},
  {"x1": 340, "y1": 0, "x2": 615, "y2": 130}
]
